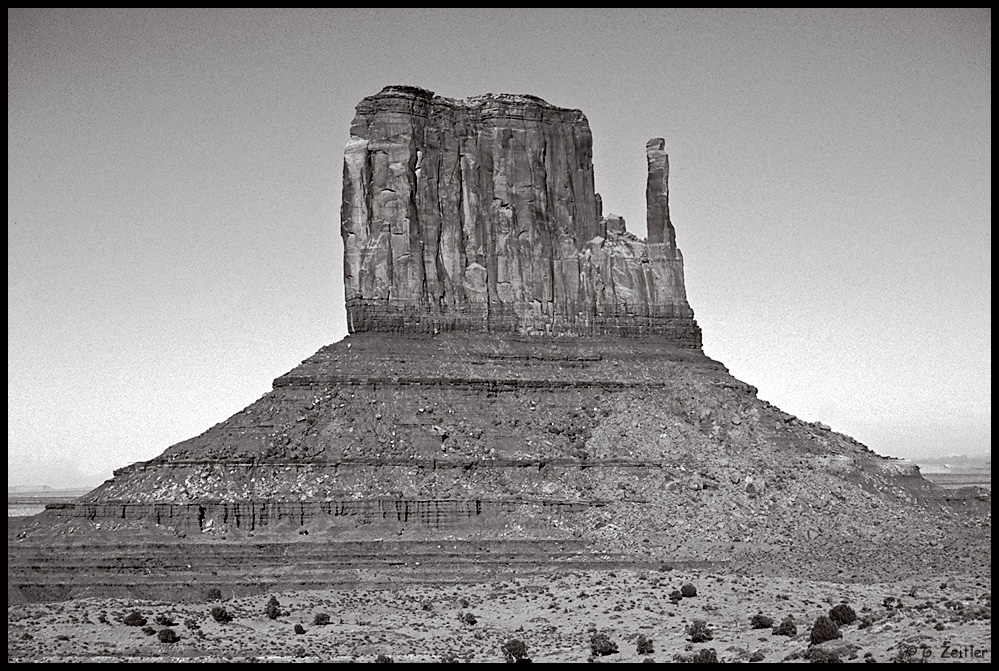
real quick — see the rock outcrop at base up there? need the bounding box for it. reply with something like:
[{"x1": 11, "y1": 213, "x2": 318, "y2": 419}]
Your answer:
[{"x1": 341, "y1": 85, "x2": 699, "y2": 342}]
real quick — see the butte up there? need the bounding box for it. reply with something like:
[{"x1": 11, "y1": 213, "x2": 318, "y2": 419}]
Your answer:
[{"x1": 8, "y1": 86, "x2": 987, "y2": 603}]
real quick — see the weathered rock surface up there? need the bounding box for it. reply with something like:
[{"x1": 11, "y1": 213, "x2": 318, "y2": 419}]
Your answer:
[
  {"x1": 8, "y1": 86, "x2": 988, "y2": 605},
  {"x1": 341, "y1": 85, "x2": 698, "y2": 342}
]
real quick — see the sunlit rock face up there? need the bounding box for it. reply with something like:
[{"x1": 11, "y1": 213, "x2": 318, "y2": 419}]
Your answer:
[{"x1": 341, "y1": 85, "x2": 700, "y2": 344}]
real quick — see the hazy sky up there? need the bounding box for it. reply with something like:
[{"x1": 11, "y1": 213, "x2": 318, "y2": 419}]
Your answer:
[{"x1": 8, "y1": 9, "x2": 991, "y2": 487}]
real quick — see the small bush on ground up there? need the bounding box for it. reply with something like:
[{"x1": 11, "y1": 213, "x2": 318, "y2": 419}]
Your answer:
[
  {"x1": 460, "y1": 612, "x2": 477, "y2": 625},
  {"x1": 501, "y1": 638, "x2": 530, "y2": 663},
  {"x1": 673, "y1": 648, "x2": 719, "y2": 663},
  {"x1": 829, "y1": 604, "x2": 857, "y2": 626},
  {"x1": 809, "y1": 615, "x2": 842, "y2": 645},
  {"x1": 294, "y1": 623, "x2": 306, "y2": 635},
  {"x1": 123, "y1": 611, "x2": 147, "y2": 627},
  {"x1": 687, "y1": 619, "x2": 714, "y2": 643},
  {"x1": 636, "y1": 634, "x2": 655, "y2": 655},
  {"x1": 681, "y1": 583, "x2": 697, "y2": 597},
  {"x1": 211, "y1": 606, "x2": 234, "y2": 624},
  {"x1": 265, "y1": 595, "x2": 282, "y2": 620},
  {"x1": 158, "y1": 628, "x2": 180, "y2": 644},
  {"x1": 313, "y1": 613, "x2": 331, "y2": 626},
  {"x1": 750, "y1": 613, "x2": 774, "y2": 629},
  {"x1": 375, "y1": 654, "x2": 394, "y2": 663},
  {"x1": 804, "y1": 647, "x2": 841, "y2": 663},
  {"x1": 590, "y1": 632, "x2": 619, "y2": 656},
  {"x1": 141, "y1": 625, "x2": 156, "y2": 636},
  {"x1": 155, "y1": 614, "x2": 177, "y2": 627},
  {"x1": 206, "y1": 588, "x2": 223, "y2": 601},
  {"x1": 773, "y1": 616, "x2": 797, "y2": 636}
]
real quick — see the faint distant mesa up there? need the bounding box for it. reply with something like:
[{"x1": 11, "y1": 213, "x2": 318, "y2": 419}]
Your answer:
[{"x1": 341, "y1": 85, "x2": 700, "y2": 343}]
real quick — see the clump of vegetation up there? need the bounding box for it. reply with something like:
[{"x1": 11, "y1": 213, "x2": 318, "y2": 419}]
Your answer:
[
  {"x1": 459, "y1": 612, "x2": 477, "y2": 625},
  {"x1": 155, "y1": 614, "x2": 177, "y2": 627},
  {"x1": 375, "y1": 654, "x2": 394, "y2": 663},
  {"x1": 589, "y1": 631, "x2": 619, "y2": 656},
  {"x1": 184, "y1": 618, "x2": 200, "y2": 630},
  {"x1": 750, "y1": 613, "x2": 774, "y2": 629},
  {"x1": 772, "y1": 616, "x2": 797, "y2": 637},
  {"x1": 294, "y1": 623, "x2": 306, "y2": 635},
  {"x1": 809, "y1": 615, "x2": 842, "y2": 645},
  {"x1": 804, "y1": 647, "x2": 841, "y2": 663},
  {"x1": 123, "y1": 610, "x2": 147, "y2": 627},
  {"x1": 829, "y1": 603, "x2": 857, "y2": 626},
  {"x1": 265, "y1": 595, "x2": 283, "y2": 620},
  {"x1": 680, "y1": 583, "x2": 698, "y2": 597},
  {"x1": 294, "y1": 646, "x2": 306, "y2": 658},
  {"x1": 687, "y1": 619, "x2": 714, "y2": 643},
  {"x1": 206, "y1": 587, "x2": 223, "y2": 601},
  {"x1": 501, "y1": 638, "x2": 531, "y2": 663},
  {"x1": 313, "y1": 613, "x2": 331, "y2": 626},
  {"x1": 158, "y1": 628, "x2": 180, "y2": 644},
  {"x1": 748, "y1": 650, "x2": 765, "y2": 662},
  {"x1": 669, "y1": 589, "x2": 684, "y2": 603},
  {"x1": 211, "y1": 606, "x2": 234, "y2": 624},
  {"x1": 141, "y1": 625, "x2": 156, "y2": 636},
  {"x1": 636, "y1": 634, "x2": 655, "y2": 655},
  {"x1": 673, "y1": 648, "x2": 719, "y2": 663}
]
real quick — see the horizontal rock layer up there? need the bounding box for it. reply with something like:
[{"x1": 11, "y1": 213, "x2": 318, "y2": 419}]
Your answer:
[{"x1": 341, "y1": 85, "x2": 699, "y2": 343}]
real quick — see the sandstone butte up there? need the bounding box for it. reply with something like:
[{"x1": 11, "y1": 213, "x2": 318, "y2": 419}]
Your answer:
[{"x1": 9, "y1": 86, "x2": 989, "y2": 603}]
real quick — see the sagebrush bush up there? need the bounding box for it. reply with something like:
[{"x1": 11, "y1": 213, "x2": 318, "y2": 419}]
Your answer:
[
  {"x1": 265, "y1": 595, "x2": 282, "y2": 620},
  {"x1": 589, "y1": 632, "x2": 619, "y2": 656},
  {"x1": 809, "y1": 615, "x2": 842, "y2": 645},
  {"x1": 673, "y1": 648, "x2": 718, "y2": 663},
  {"x1": 460, "y1": 612, "x2": 477, "y2": 625},
  {"x1": 375, "y1": 654, "x2": 394, "y2": 663},
  {"x1": 294, "y1": 623, "x2": 306, "y2": 635},
  {"x1": 141, "y1": 625, "x2": 156, "y2": 636},
  {"x1": 123, "y1": 611, "x2": 147, "y2": 627},
  {"x1": 313, "y1": 613, "x2": 331, "y2": 626},
  {"x1": 501, "y1": 638, "x2": 530, "y2": 663},
  {"x1": 829, "y1": 604, "x2": 857, "y2": 626},
  {"x1": 680, "y1": 583, "x2": 697, "y2": 597},
  {"x1": 772, "y1": 616, "x2": 797, "y2": 637},
  {"x1": 155, "y1": 614, "x2": 177, "y2": 627},
  {"x1": 750, "y1": 613, "x2": 774, "y2": 629},
  {"x1": 636, "y1": 634, "x2": 655, "y2": 655},
  {"x1": 211, "y1": 606, "x2": 234, "y2": 624},
  {"x1": 158, "y1": 628, "x2": 179, "y2": 643},
  {"x1": 687, "y1": 619, "x2": 714, "y2": 643}
]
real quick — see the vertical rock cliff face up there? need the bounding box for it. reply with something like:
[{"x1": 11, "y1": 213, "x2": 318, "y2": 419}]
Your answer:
[{"x1": 341, "y1": 85, "x2": 700, "y2": 345}]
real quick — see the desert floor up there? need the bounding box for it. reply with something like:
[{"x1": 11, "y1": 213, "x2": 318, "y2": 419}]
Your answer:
[{"x1": 8, "y1": 565, "x2": 991, "y2": 663}]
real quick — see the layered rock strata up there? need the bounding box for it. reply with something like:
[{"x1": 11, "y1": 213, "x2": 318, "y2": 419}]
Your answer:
[{"x1": 341, "y1": 85, "x2": 699, "y2": 342}]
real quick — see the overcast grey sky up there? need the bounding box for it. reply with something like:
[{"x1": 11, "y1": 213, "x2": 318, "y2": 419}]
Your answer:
[{"x1": 8, "y1": 9, "x2": 991, "y2": 487}]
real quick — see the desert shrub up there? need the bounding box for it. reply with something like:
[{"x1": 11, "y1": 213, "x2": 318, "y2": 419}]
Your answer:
[
  {"x1": 211, "y1": 606, "x2": 234, "y2": 624},
  {"x1": 141, "y1": 625, "x2": 156, "y2": 636},
  {"x1": 421, "y1": 601, "x2": 434, "y2": 612},
  {"x1": 829, "y1": 604, "x2": 857, "y2": 626},
  {"x1": 680, "y1": 583, "x2": 697, "y2": 597},
  {"x1": 773, "y1": 616, "x2": 797, "y2": 636},
  {"x1": 460, "y1": 612, "x2": 477, "y2": 625},
  {"x1": 673, "y1": 648, "x2": 719, "y2": 663},
  {"x1": 184, "y1": 618, "x2": 200, "y2": 630},
  {"x1": 294, "y1": 623, "x2": 306, "y2": 635},
  {"x1": 265, "y1": 595, "x2": 282, "y2": 620},
  {"x1": 313, "y1": 613, "x2": 331, "y2": 626},
  {"x1": 750, "y1": 613, "x2": 774, "y2": 629},
  {"x1": 155, "y1": 614, "x2": 177, "y2": 627},
  {"x1": 669, "y1": 589, "x2": 684, "y2": 603},
  {"x1": 158, "y1": 628, "x2": 180, "y2": 644},
  {"x1": 294, "y1": 646, "x2": 306, "y2": 658},
  {"x1": 636, "y1": 634, "x2": 655, "y2": 655},
  {"x1": 687, "y1": 619, "x2": 714, "y2": 643},
  {"x1": 804, "y1": 647, "x2": 841, "y2": 663},
  {"x1": 748, "y1": 650, "x2": 765, "y2": 662},
  {"x1": 501, "y1": 638, "x2": 530, "y2": 663},
  {"x1": 206, "y1": 587, "x2": 223, "y2": 601},
  {"x1": 589, "y1": 632, "x2": 619, "y2": 656},
  {"x1": 809, "y1": 615, "x2": 842, "y2": 645},
  {"x1": 123, "y1": 610, "x2": 147, "y2": 627},
  {"x1": 375, "y1": 654, "x2": 394, "y2": 663}
]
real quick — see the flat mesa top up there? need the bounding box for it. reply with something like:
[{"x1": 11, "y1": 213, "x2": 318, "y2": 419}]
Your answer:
[{"x1": 365, "y1": 84, "x2": 583, "y2": 116}]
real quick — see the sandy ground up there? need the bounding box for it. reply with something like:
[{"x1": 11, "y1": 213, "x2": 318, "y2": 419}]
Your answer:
[{"x1": 8, "y1": 567, "x2": 990, "y2": 663}]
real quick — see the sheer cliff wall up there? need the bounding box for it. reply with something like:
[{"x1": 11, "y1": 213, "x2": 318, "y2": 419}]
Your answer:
[{"x1": 341, "y1": 85, "x2": 700, "y2": 344}]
